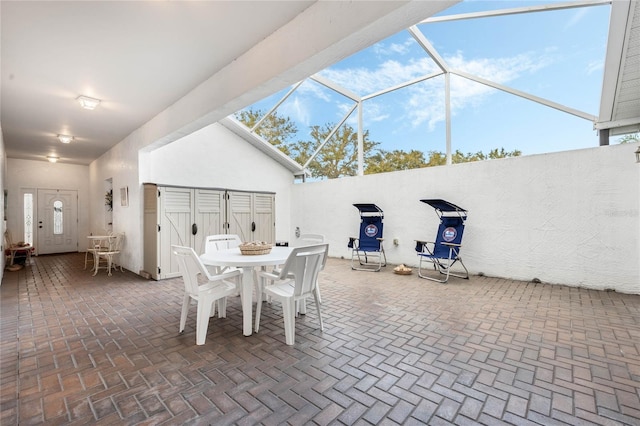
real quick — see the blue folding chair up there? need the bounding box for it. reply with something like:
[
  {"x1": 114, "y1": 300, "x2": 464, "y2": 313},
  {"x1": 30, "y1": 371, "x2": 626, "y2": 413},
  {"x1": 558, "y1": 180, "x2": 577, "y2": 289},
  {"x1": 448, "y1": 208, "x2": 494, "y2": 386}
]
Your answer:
[
  {"x1": 415, "y1": 199, "x2": 469, "y2": 283},
  {"x1": 348, "y1": 203, "x2": 386, "y2": 271}
]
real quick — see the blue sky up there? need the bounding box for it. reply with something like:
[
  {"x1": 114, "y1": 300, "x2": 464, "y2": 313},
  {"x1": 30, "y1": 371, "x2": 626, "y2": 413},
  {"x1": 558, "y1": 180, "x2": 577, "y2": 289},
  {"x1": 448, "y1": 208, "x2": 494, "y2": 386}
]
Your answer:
[{"x1": 242, "y1": 1, "x2": 615, "y2": 158}]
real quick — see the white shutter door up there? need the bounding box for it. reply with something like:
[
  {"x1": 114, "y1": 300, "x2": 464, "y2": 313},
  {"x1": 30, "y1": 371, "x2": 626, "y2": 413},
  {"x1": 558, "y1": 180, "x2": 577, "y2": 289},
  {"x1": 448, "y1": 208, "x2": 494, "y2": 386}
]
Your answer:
[
  {"x1": 159, "y1": 187, "x2": 194, "y2": 279},
  {"x1": 253, "y1": 193, "x2": 275, "y2": 244},
  {"x1": 193, "y1": 189, "x2": 225, "y2": 254},
  {"x1": 227, "y1": 191, "x2": 253, "y2": 242}
]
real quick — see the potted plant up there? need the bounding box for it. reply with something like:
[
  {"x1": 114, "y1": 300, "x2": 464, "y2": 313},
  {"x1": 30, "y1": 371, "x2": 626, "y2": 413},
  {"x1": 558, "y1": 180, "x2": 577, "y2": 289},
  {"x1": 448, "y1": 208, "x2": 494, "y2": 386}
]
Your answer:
[{"x1": 105, "y1": 189, "x2": 113, "y2": 211}]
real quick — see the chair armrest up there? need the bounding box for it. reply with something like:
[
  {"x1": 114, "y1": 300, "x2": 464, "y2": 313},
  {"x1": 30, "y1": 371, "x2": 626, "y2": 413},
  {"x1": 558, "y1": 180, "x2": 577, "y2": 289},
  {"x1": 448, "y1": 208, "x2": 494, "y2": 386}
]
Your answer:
[
  {"x1": 348, "y1": 237, "x2": 358, "y2": 248},
  {"x1": 204, "y1": 269, "x2": 241, "y2": 282},
  {"x1": 256, "y1": 270, "x2": 279, "y2": 281},
  {"x1": 415, "y1": 239, "x2": 434, "y2": 252},
  {"x1": 441, "y1": 242, "x2": 461, "y2": 247}
]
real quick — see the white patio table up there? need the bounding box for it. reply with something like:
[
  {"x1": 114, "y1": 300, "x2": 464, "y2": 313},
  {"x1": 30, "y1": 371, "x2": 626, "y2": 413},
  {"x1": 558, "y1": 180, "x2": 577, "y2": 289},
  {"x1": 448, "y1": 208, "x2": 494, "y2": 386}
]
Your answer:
[{"x1": 200, "y1": 246, "x2": 292, "y2": 336}]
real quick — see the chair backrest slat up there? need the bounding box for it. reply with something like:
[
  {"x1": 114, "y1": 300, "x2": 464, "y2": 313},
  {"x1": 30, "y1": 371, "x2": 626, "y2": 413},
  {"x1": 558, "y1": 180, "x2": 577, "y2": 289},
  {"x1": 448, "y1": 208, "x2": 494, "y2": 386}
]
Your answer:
[
  {"x1": 205, "y1": 234, "x2": 241, "y2": 254},
  {"x1": 294, "y1": 233, "x2": 325, "y2": 247},
  {"x1": 278, "y1": 244, "x2": 328, "y2": 298},
  {"x1": 172, "y1": 245, "x2": 209, "y2": 297}
]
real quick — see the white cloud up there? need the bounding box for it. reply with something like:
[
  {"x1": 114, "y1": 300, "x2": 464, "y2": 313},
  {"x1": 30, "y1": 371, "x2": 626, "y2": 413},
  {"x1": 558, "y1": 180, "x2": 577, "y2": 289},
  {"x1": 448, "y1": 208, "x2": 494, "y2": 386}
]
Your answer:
[
  {"x1": 565, "y1": 8, "x2": 588, "y2": 30},
  {"x1": 319, "y1": 56, "x2": 439, "y2": 96},
  {"x1": 279, "y1": 96, "x2": 310, "y2": 127},
  {"x1": 586, "y1": 59, "x2": 603, "y2": 75},
  {"x1": 297, "y1": 80, "x2": 333, "y2": 102},
  {"x1": 293, "y1": 46, "x2": 555, "y2": 134},
  {"x1": 372, "y1": 36, "x2": 415, "y2": 56},
  {"x1": 448, "y1": 51, "x2": 549, "y2": 82}
]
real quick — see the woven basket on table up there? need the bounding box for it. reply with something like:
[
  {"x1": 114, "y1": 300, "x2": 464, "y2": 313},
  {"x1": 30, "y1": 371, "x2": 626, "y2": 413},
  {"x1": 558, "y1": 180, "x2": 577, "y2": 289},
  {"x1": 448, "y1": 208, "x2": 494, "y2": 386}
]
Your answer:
[{"x1": 238, "y1": 242, "x2": 272, "y2": 255}]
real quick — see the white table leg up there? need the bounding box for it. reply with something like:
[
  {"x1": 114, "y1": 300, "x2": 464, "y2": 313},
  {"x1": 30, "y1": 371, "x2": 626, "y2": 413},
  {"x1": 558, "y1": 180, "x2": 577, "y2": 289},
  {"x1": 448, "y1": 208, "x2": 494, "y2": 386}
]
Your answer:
[{"x1": 241, "y1": 266, "x2": 254, "y2": 336}]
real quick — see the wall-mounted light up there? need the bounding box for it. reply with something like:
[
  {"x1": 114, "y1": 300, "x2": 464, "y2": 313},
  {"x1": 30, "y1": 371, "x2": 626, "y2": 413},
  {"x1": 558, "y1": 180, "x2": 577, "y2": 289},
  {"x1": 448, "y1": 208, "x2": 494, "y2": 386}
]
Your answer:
[
  {"x1": 76, "y1": 95, "x2": 101, "y2": 110},
  {"x1": 635, "y1": 145, "x2": 640, "y2": 163},
  {"x1": 57, "y1": 134, "x2": 74, "y2": 144},
  {"x1": 47, "y1": 156, "x2": 59, "y2": 163}
]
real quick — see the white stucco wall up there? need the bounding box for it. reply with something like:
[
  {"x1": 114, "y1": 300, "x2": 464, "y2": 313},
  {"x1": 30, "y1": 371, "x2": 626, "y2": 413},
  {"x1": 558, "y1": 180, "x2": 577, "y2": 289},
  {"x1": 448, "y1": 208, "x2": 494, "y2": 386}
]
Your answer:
[
  {"x1": 89, "y1": 126, "x2": 144, "y2": 276},
  {"x1": 87, "y1": 121, "x2": 295, "y2": 278},
  {"x1": 6, "y1": 158, "x2": 90, "y2": 251},
  {"x1": 291, "y1": 143, "x2": 640, "y2": 294},
  {"x1": 147, "y1": 123, "x2": 294, "y2": 243}
]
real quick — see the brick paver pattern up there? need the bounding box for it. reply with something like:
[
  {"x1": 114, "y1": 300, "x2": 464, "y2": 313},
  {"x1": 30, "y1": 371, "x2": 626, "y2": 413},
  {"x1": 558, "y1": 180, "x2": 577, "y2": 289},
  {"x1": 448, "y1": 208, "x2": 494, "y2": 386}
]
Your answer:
[{"x1": 1, "y1": 253, "x2": 639, "y2": 425}]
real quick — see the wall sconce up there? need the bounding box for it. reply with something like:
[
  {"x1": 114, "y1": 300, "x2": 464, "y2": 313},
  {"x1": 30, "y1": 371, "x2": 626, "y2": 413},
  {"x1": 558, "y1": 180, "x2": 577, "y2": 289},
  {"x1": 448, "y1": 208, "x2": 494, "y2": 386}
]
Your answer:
[
  {"x1": 57, "y1": 134, "x2": 74, "y2": 144},
  {"x1": 635, "y1": 145, "x2": 640, "y2": 163},
  {"x1": 47, "y1": 156, "x2": 59, "y2": 163},
  {"x1": 76, "y1": 95, "x2": 101, "y2": 110}
]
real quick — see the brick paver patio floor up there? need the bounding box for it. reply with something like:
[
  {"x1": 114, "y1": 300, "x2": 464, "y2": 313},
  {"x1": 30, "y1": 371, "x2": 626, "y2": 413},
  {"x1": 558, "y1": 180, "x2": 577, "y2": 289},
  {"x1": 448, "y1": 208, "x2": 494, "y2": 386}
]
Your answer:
[{"x1": 1, "y1": 253, "x2": 639, "y2": 425}]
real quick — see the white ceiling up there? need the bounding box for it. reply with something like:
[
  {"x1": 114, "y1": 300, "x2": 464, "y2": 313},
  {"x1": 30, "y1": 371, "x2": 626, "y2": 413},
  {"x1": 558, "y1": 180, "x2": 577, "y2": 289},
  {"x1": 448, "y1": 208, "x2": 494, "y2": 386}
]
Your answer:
[
  {"x1": 1, "y1": 0, "x2": 638, "y2": 166},
  {"x1": 1, "y1": 1, "x2": 316, "y2": 165}
]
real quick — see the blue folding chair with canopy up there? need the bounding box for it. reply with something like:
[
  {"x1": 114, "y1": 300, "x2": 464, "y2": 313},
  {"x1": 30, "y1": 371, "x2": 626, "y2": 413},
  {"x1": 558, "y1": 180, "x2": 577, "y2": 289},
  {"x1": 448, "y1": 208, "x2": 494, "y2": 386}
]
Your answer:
[
  {"x1": 415, "y1": 199, "x2": 469, "y2": 283},
  {"x1": 348, "y1": 203, "x2": 387, "y2": 271}
]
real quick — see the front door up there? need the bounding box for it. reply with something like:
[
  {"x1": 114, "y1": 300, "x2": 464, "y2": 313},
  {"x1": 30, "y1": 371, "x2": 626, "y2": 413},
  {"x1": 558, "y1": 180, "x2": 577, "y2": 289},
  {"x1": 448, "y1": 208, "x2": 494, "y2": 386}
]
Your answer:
[{"x1": 37, "y1": 189, "x2": 78, "y2": 255}]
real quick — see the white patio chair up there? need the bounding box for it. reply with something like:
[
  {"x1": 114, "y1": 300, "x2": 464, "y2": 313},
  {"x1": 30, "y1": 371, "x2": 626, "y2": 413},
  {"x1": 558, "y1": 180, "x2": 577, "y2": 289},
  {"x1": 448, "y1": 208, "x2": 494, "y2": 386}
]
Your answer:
[
  {"x1": 93, "y1": 232, "x2": 125, "y2": 276},
  {"x1": 204, "y1": 234, "x2": 242, "y2": 273},
  {"x1": 84, "y1": 231, "x2": 113, "y2": 270},
  {"x1": 172, "y1": 245, "x2": 240, "y2": 345},
  {"x1": 203, "y1": 234, "x2": 243, "y2": 296},
  {"x1": 295, "y1": 234, "x2": 326, "y2": 304},
  {"x1": 268, "y1": 233, "x2": 327, "y2": 305},
  {"x1": 254, "y1": 243, "x2": 328, "y2": 345}
]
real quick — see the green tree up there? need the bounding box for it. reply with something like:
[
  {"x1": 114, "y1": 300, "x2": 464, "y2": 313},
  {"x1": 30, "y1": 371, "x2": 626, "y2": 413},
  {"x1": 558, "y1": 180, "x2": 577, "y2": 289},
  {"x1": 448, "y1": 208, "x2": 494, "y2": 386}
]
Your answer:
[
  {"x1": 290, "y1": 123, "x2": 379, "y2": 179},
  {"x1": 426, "y1": 148, "x2": 521, "y2": 165},
  {"x1": 235, "y1": 108, "x2": 298, "y2": 156},
  {"x1": 487, "y1": 147, "x2": 522, "y2": 159},
  {"x1": 616, "y1": 133, "x2": 639, "y2": 144},
  {"x1": 425, "y1": 150, "x2": 447, "y2": 166},
  {"x1": 366, "y1": 149, "x2": 427, "y2": 174},
  {"x1": 236, "y1": 107, "x2": 522, "y2": 177}
]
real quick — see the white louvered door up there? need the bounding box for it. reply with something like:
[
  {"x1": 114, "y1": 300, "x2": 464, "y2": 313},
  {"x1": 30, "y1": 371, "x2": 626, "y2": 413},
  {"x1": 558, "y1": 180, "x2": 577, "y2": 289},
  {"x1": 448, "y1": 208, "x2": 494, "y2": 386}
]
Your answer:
[
  {"x1": 227, "y1": 191, "x2": 274, "y2": 244},
  {"x1": 158, "y1": 186, "x2": 194, "y2": 279},
  {"x1": 144, "y1": 184, "x2": 274, "y2": 280}
]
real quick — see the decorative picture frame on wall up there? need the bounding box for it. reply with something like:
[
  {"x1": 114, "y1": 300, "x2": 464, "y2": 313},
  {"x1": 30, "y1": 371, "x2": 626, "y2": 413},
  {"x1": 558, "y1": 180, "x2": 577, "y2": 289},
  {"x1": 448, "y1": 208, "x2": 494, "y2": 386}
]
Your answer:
[{"x1": 120, "y1": 187, "x2": 129, "y2": 207}]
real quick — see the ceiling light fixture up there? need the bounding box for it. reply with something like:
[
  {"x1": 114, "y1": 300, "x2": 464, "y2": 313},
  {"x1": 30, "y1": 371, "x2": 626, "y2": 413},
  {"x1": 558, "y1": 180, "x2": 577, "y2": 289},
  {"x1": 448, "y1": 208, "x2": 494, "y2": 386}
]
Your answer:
[
  {"x1": 57, "y1": 134, "x2": 74, "y2": 144},
  {"x1": 76, "y1": 95, "x2": 101, "y2": 110},
  {"x1": 47, "y1": 156, "x2": 59, "y2": 163}
]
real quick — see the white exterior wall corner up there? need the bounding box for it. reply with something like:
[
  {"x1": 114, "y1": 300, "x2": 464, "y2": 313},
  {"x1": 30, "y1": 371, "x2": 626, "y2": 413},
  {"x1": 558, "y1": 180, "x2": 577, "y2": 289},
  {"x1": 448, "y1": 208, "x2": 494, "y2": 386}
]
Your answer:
[
  {"x1": 291, "y1": 143, "x2": 640, "y2": 294},
  {"x1": 89, "y1": 131, "x2": 140, "y2": 276},
  {"x1": 148, "y1": 122, "x2": 293, "y2": 242}
]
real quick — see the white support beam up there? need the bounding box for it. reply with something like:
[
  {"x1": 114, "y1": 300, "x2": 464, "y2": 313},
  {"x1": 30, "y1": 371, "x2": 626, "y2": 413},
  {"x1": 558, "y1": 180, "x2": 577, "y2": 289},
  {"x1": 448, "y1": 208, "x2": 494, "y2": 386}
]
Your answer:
[
  {"x1": 358, "y1": 102, "x2": 364, "y2": 176},
  {"x1": 445, "y1": 73, "x2": 452, "y2": 165},
  {"x1": 420, "y1": 0, "x2": 611, "y2": 23},
  {"x1": 362, "y1": 71, "x2": 444, "y2": 101},
  {"x1": 594, "y1": 117, "x2": 640, "y2": 130},
  {"x1": 408, "y1": 26, "x2": 449, "y2": 73},
  {"x1": 310, "y1": 74, "x2": 361, "y2": 102},
  {"x1": 452, "y1": 70, "x2": 597, "y2": 122},
  {"x1": 251, "y1": 81, "x2": 304, "y2": 132}
]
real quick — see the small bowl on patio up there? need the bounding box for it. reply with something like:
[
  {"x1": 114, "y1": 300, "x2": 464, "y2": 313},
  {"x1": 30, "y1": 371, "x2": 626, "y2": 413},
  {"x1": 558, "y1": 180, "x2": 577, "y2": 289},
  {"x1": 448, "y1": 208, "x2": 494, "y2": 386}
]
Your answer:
[
  {"x1": 239, "y1": 242, "x2": 272, "y2": 255},
  {"x1": 393, "y1": 264, "x2": 413, "y2": 275}
]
